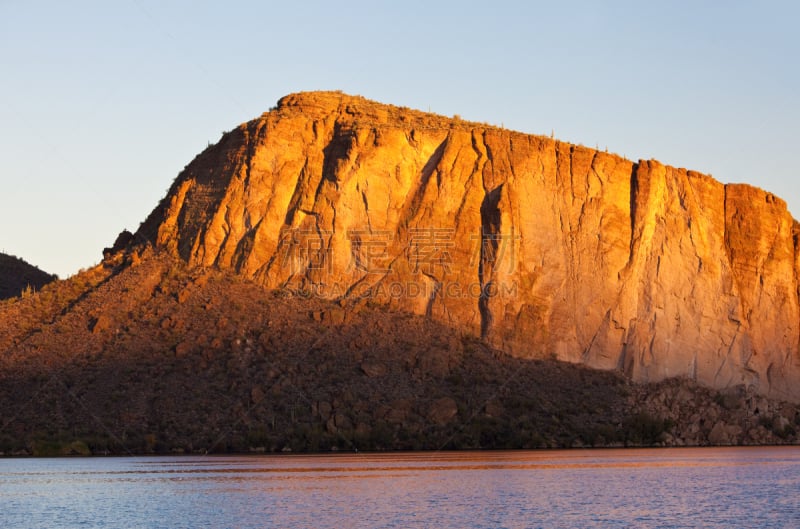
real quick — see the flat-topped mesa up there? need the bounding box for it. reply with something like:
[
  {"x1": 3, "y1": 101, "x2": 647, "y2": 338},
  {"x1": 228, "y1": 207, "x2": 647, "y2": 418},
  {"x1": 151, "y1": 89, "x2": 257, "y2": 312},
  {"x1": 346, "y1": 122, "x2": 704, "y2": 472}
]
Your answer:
[
  {"x1": 134, "y1": 91, "x2": 800, "y2": 402},
  {"x1": 271, "y1": 90, "x2": 508, "y2": 132}
]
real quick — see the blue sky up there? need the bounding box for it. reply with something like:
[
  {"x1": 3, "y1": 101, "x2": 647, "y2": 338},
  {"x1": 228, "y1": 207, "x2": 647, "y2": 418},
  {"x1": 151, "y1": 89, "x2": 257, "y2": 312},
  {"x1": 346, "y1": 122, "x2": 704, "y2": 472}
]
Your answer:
[{"x1": 1, "y1": 1, "x2": 798, "y2": 278}]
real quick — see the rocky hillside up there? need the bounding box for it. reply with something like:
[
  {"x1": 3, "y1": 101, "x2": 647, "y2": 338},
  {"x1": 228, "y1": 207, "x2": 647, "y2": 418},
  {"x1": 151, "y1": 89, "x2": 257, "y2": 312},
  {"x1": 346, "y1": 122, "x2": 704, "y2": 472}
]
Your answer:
[
  {"x1": 135, "y1": 91, "x2": 800, "y2": 402},
  {"x1": 1, "y1": 252, "x2": 796, "y2": 455},
  {"x1": 1, "y1": 91, "x2": 799, "y2": 456},
  {"x1": 0, "y1": 253, "x2": 57, "y2": 300}
]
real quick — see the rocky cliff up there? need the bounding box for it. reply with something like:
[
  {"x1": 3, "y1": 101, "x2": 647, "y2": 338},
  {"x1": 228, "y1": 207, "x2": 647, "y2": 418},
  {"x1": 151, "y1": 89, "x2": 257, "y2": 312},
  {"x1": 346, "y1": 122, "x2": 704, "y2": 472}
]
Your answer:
[{"x1": 135, "y1": 91, "x2": 800, "y2": 402}]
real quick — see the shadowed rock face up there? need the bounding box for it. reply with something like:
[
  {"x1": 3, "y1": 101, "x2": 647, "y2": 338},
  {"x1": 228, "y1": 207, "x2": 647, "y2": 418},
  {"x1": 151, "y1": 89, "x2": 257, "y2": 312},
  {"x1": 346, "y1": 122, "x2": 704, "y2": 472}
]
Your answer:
[{"x1": 135, "y1": 91, "x2": 800, "y2": 402}]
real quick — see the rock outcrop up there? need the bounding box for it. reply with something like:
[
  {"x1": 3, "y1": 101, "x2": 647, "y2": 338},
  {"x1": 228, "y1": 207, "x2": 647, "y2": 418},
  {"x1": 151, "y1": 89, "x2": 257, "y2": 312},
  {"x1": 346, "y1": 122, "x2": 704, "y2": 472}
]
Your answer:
[{"x1": 134, "y1": 91, "x2": 800, "y2": 402}]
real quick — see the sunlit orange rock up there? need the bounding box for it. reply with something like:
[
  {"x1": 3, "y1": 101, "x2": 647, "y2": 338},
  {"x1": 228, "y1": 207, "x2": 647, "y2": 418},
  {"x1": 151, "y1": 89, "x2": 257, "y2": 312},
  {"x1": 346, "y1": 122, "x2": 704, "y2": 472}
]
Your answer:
[{"x1": 136, "y1": 91, "x2": 800, "y2": 402}]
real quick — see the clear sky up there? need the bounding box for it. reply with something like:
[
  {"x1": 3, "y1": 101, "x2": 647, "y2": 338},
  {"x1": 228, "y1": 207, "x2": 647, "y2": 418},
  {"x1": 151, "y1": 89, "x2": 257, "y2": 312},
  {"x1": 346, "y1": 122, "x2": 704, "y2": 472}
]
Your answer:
[{"x1": 1, "y1": 1, "x2": 798, "y2": 278}]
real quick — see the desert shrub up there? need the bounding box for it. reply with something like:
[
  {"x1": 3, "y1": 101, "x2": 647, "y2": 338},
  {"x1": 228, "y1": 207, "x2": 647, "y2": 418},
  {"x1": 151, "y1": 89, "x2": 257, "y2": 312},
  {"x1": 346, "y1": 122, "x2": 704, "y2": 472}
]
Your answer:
[
  {"x1": 760, "y1": 415, "x2": 798, "y2": 439},
  {"x1": 367, "y1": 421, "x2": 395, "y2": 450},
  {"x1": 714, "y1": 392, "x2": 741, "y2": 410},
  {"x1": 623, "y1": 412, "x2": 671, "y2": 445},
  {"x1": 0, "y1": 434, "x2": 23, "y2": 453},
  {"x1": 759, "y1": 415, "x2": 774, "y2": 429},
  {"x1": 776, "y1": 424, "x2": 796, "y2": 439}
]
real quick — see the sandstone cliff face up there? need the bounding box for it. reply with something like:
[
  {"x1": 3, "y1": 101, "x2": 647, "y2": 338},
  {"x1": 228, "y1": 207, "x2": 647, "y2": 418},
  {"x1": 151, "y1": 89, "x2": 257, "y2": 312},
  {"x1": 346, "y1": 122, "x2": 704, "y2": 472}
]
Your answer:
[{"x1": 135, "y1": 91, "x2": 800, "y2": 401}]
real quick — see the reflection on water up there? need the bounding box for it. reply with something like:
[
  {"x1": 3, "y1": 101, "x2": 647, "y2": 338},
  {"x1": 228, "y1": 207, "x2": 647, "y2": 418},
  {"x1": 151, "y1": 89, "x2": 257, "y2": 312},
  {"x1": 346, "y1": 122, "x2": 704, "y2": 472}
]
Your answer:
[{"x1": 1, "y1": 447, "x2": 799, "y2": 528}]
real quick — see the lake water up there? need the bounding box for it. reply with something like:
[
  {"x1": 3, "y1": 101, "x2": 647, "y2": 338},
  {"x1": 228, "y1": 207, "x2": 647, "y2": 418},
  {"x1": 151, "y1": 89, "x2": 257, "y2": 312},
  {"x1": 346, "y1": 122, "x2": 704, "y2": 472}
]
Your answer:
[{"x1": 1, "y1": 447, "x2": 798, "y2": 528}]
